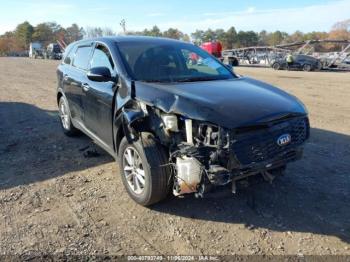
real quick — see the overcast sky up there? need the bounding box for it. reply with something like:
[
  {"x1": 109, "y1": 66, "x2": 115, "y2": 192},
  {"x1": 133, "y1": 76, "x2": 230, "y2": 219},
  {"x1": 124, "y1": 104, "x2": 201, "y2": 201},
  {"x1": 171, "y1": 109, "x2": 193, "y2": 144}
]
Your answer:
[{"x1": 0, "y1": 0, "x2": 349, "y2": 34}]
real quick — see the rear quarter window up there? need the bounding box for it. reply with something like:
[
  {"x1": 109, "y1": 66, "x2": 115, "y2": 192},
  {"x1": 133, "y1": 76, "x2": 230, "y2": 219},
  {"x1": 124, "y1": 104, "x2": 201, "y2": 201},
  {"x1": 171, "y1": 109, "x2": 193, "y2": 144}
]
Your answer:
[{"x1": 63, "y1": 45, "x2": 75, "y2": 65}]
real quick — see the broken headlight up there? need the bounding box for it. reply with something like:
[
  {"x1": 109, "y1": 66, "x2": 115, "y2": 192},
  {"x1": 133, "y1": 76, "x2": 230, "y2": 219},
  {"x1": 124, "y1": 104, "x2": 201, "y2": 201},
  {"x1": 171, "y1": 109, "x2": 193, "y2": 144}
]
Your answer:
[
  {"x1": 197, "y1": 123, "x2": 220, "y2": 146},
  {"x1": 161, "y1": 114, "x2": 179, "y2": 132},
  {"x1": 194, "y1": 122, "x2": 230, "y2": 148}
]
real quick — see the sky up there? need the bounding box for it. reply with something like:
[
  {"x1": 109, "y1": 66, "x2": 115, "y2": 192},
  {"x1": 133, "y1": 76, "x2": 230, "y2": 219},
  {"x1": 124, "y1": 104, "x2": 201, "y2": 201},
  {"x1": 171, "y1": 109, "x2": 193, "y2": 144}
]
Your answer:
[{"x1": 0, "y1": 0, "x2": 349, "y2": 35}]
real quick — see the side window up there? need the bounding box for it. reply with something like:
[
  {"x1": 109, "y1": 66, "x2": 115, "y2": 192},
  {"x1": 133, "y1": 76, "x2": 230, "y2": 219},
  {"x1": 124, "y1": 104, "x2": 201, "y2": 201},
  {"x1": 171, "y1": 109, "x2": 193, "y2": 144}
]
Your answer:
[
  {"x1": 72, "y1": 46, "x2": 92, "y2": 71},
  {"x1": 90, "y1": 44, "x2": 115, "y2": 74},
  {"x1": 63, "y1": 45, "x2": 75, "y2": 65}
]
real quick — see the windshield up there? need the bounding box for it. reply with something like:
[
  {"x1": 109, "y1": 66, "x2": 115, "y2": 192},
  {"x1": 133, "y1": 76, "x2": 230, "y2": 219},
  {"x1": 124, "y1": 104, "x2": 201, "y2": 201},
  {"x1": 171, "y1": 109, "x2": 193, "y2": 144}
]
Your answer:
[{"x1": 117, "y1": 41, "x2": 236, "y2": 82}]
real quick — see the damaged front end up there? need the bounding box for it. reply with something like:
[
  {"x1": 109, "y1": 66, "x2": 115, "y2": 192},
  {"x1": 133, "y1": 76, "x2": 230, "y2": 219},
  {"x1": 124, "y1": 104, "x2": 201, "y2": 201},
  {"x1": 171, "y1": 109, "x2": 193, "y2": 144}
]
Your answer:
[
  {"x1": 124, "y1": 100, "x2": 310, "y2": 198},
  {"x1": 171, "y1": 116, "x2": 309, "y2": 197}
]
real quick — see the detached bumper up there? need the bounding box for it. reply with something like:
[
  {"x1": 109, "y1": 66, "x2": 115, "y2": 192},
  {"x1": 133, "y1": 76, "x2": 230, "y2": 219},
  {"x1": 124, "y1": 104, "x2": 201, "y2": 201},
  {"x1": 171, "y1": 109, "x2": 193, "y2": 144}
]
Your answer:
[
  {"x1": 235, "y1": 147, "x2": 303, "y2": 175},
  {"x1": 207, "y1": 146, "x2": 303, "y2": 186}
]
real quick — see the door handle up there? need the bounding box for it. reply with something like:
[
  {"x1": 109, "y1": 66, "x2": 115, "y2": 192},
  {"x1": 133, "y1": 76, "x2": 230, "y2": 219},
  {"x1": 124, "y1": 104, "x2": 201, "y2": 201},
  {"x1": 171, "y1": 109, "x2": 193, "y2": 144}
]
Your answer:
[{"x1": 82, "y1": 83, "x2": 90, "y2": 92}]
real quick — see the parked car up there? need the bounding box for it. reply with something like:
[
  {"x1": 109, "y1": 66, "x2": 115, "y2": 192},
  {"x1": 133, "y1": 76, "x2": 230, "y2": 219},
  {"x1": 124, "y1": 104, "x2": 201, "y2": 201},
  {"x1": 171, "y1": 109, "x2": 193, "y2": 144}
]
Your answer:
[
  {"x1": 271, "y1": 54, "x2": 322, "y2": 71},
  {"x1": 47, "y1": 43, "x2": 63, "y2": 60},
  {"x1": 57, "y1": 36, "x2": 310, "y2": 206}
]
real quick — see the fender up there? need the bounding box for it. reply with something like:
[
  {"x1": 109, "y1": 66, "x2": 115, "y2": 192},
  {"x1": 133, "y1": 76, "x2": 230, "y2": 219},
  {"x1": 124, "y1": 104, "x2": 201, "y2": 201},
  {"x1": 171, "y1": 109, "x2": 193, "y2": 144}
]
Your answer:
[{"x1": 113, "y1": 106, "x2": 148, "y2": 154}]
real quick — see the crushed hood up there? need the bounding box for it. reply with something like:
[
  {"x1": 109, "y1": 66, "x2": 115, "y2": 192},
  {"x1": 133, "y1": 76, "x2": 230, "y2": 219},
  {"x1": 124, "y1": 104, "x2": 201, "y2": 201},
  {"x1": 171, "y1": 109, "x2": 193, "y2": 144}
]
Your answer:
[{"x1": 134, "y1": 77, "x2": 307, "y2": 129}]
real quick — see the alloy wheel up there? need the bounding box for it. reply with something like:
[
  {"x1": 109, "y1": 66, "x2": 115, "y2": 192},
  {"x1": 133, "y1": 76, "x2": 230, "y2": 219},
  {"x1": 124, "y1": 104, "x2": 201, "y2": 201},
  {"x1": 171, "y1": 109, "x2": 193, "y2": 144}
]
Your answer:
[
  {"x1": 59, "y1": 100, "x2": 69, "y2": 130},
  {"x1": 123, "y1": 147, "x2": 146, "y2": 194}
]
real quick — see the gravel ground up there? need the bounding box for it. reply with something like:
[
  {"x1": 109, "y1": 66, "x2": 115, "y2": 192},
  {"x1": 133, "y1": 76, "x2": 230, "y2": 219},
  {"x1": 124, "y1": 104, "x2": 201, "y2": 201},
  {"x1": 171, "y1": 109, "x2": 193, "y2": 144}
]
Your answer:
[{"x1": 0, "y1": 57, "x2": 349, "y2": 256}]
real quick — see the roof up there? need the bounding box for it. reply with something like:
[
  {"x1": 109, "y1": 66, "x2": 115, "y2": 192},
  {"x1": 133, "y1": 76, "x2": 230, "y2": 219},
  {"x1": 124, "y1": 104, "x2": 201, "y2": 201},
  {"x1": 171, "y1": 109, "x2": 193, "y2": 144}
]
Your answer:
[{"x1": 75, "y1": 35, "x2": 186, "y2": 46}]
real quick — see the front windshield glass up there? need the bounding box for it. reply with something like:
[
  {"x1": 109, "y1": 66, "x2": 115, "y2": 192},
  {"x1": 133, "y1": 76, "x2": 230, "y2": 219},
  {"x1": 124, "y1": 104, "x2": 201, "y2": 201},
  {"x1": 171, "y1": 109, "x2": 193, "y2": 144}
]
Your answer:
[{"x1": 117, "y1": 41, "x2": 236, "y2": 82}]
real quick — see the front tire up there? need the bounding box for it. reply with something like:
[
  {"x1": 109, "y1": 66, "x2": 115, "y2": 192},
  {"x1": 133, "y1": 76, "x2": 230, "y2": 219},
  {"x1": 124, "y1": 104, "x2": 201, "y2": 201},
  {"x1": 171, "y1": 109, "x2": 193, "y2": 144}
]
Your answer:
[
  {"x1": 58, "y1": 96, "x2": 79, "y2": 136},
  {"x1": 316, "y1": 61, "x2": 323, "y2": 71},
  {"x1": 118, "y1": 133, "x2": 171, "y2": 206}
]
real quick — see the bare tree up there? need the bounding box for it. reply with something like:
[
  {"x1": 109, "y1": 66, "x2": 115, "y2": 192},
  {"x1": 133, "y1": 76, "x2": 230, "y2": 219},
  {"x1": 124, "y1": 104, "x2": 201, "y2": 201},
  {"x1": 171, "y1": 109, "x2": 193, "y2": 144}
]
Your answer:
[
  {"x1": 332, "y1": 19, "x2": 350, "y2": 31},
  {"x1": 84, "y1": 26, "x2": 115, "y2": 38}
]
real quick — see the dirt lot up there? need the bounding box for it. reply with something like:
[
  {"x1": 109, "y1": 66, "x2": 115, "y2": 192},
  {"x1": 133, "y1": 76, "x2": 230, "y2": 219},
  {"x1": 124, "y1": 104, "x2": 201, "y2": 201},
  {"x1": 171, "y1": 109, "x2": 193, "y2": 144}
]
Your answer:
[{"x1": 0, "y1": 57, "x2": 349, "y2": 256}]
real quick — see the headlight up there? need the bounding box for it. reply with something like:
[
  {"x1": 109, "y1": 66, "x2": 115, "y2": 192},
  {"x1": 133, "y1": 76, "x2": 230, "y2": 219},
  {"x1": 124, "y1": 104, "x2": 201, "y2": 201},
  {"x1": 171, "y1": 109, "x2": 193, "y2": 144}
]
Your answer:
[{"x1": 161, "y1": 114, "x2": 179, "y2": 132}]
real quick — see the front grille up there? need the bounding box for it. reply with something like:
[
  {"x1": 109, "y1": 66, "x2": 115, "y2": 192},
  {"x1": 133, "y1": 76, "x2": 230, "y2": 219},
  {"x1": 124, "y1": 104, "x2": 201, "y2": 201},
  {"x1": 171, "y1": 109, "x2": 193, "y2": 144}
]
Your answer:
[{"x1": 231, "y1": 117, "x2": 309, "y2": 165}]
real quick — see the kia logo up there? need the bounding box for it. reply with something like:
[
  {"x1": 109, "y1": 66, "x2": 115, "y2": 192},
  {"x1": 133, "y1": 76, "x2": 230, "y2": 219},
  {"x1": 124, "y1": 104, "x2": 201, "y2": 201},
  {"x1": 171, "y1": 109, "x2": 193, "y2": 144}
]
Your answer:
[{"x1": 277, "y1": 134, "x2": 291, "y2": 146}]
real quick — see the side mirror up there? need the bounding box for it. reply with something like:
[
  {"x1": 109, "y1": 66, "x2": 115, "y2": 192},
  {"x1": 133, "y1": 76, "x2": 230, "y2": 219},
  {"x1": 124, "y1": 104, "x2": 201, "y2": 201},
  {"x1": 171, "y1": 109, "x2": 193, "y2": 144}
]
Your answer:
[{"x1": 87, "y1": 67, "x2": 113, "y2": 82}]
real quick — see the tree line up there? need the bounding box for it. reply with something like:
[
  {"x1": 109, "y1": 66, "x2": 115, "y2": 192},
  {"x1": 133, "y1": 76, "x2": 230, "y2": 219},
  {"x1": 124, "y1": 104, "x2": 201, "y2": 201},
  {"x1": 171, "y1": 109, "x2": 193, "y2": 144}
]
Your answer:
[
  {"x1": 0, "y1": 20, "x2": 349, "y2": 55},
  {"x1": 0, "y1": 22, "x2": 84, "y2": 55}
]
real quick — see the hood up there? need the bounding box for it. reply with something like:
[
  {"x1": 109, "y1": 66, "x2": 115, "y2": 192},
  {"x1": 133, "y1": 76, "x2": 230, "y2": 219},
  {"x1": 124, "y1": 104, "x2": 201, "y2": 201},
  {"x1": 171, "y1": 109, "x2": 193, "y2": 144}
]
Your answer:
[{"x1": 134, "y1": 77, "x2": 307, "y2": 129}]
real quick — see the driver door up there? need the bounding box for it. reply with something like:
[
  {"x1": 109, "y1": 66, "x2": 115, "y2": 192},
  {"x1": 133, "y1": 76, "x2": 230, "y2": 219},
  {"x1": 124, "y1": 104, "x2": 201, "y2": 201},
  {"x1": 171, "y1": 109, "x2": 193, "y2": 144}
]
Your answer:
[
  {"x1": 291, "y1": 55, "x2": 302, "y2": 69},
  {"x1": 82, "y1": 43, "x2": 116, "y2": 147}
]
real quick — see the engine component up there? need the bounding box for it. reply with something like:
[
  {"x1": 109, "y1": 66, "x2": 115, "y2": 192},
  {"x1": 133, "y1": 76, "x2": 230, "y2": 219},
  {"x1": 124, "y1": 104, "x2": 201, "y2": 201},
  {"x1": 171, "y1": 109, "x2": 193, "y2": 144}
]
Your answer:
[
  {"x1": 262, "y1": 170, "x2": 275, "y2": 183},
  {"x1": 174, "y1": 156, "x2": 202, "y2": 196},
  {"x1": 207, "y1": 165, "x2": 232, "y2": 185},
  {"x1": 139, "y1": 101, "x2": 148, "y2": 114},
  {"x1": 185, "y1": 119, "x2": 193, "y2": 144},
  {"x1": 198, "y1": 124, "x2": 219, "y2": 146},
  {"x1": 161, "y1": 114, "x2": 179, "y2": 132}
]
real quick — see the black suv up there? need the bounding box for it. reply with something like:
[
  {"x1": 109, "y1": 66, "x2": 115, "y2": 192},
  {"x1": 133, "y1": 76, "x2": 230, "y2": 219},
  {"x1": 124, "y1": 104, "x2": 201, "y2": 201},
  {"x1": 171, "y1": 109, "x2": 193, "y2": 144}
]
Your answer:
[
  {"x1": 272, "y1": 54, "x2": 322, "y2": 71},
  {"x1": 57, "y1": 36, "x2": 310, "y2": 206}
]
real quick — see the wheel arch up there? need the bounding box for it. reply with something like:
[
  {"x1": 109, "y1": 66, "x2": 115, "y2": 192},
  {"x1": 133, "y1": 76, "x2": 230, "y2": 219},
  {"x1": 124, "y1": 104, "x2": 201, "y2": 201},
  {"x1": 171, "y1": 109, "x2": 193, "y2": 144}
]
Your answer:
[
  {"x1": 56, "y1": 88, "x2": 67, "y2": 105},
  {"x1": 113, "y1": 106, "x2": 151, "y2": 155},
  {"x1": 115, "y1": 123, "x2": 125, "y2": 155},
  {"x1": 57, "y1": 91, "x2": 63, "y2": 105}
]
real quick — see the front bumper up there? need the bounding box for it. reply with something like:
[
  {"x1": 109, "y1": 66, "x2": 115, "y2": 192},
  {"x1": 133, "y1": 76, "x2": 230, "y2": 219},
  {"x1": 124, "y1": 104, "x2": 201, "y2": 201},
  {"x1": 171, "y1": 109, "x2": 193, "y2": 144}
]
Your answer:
[
  {"x1": 235, "y1": 146, "x2": 303, "y2": 175},
  {"x1": 207, "y1": 146, "x2": 303, "y2": 186}
]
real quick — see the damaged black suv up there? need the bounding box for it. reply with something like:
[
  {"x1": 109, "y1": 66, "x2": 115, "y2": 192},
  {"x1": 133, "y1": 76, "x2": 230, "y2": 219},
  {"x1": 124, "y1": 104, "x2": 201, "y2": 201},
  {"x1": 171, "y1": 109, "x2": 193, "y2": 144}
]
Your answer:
[{"x1": 57, "y1": 36, "x2": 310, "y2": 206}]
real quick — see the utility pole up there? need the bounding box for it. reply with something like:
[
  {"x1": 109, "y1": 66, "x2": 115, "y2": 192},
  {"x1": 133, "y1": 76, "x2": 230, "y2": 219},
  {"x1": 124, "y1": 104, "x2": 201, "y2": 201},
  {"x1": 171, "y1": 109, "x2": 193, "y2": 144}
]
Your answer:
[{"x1": 120, "y1": 19, "x2": 126, "y2": 34}]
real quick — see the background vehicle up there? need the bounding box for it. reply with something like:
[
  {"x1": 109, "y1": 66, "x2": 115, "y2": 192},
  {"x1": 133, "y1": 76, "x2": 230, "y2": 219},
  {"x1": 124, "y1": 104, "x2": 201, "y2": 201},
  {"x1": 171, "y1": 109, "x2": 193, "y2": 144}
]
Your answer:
[
  {"x1": 200, "y1": 41, "x2": 240, "y2": 66},
  {"x1": 200, "y1": 41, "x2": 222, "y2": 58},
  {"x1": 47, "y1": 43, "x2": 63, "y2": 60},
  {"x1": 29, "y1": 42, "x2": 45, "y2": 59},
  {"x1": 57, "y1": 36, "x2": 309, "y2": 206},
  {"x1": 221, "y1": 49, "x2": 240, "y2": 66},
  {"x1": 272, "y1": 54, "x2": 322, "y2": 71},
  {"x1": 190, "y1": 41, "x2": 224, "y2": 65}
]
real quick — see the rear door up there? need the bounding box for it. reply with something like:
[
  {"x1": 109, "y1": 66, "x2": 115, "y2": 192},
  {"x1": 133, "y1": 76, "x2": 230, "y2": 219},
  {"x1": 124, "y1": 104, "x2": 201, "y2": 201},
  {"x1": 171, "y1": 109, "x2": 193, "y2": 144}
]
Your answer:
[
  {"x1": 65, "y1": 43, "x2": 93, "y2": 124},
  {"x1": 82, "y1": 42, "x2": 116, "y2": 147}
]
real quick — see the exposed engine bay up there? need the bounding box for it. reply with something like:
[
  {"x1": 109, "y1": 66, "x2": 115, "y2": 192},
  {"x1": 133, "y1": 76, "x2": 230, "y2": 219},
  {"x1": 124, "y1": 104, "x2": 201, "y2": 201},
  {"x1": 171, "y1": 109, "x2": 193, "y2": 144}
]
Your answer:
[{"x1": 128, "y1": 102, "x2": 310, "y2": 197}]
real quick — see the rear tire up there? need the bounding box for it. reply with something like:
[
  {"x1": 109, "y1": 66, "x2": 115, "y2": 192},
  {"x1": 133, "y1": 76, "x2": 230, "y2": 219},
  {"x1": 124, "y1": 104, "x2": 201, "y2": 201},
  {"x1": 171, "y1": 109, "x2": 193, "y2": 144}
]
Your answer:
[
  {"x1": 272, "y1": 62, "x2": 281, "y2": 70},
  {"x1": 303, "y1": 64, "x2": 312, "y2": 72},
  {"x1": 118, "y1": 133, "x2": 171, "y2": 206},
  {"x1": 58, "y1": 96, "x2": 80, "y2": 136}
]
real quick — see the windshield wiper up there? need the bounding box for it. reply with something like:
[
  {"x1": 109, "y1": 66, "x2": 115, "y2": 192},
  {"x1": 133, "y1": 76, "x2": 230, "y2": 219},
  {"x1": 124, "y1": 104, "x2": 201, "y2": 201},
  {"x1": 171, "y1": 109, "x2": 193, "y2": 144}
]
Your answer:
[
  {"x1": 140, "y1": 79, "x2": 171, "y2": 83},
  {"x1": 140, "y1": 76, "x2": 228, "y2": 83},
  {"x1": 175, "y1": 76, "x2": 226, "y2": 82}
]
